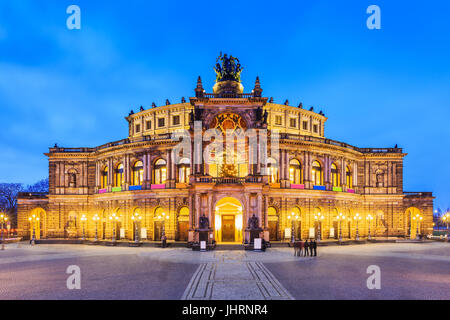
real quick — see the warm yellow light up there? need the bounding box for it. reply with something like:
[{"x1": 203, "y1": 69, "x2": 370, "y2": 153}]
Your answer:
[
  {"x1": 215, "y1": 215, "x2": 221, "y2": 231},
  {"x1": 235, "y1": 214, "x2": 243, "y2": 230}
]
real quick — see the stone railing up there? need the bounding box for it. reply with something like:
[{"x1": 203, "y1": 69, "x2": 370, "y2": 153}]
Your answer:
[
  {"x1": 202, "y1": 93, "x2": 256, "y2": 99},
  {"x1": 193, "y1": 176, "x2": 263, "y2": 184},
  {"x1": 18, "y1": 192, "x2": 48, "y2": 199},
  {"x1": 280, "y1": 133, "x2": 403, "y2": 154},
  {"x1": 49, "y1": 133, "x2": 174, "y2": 154},
  {"x1": 403, "y1": 192, "x2": 433, "y2": 197}
]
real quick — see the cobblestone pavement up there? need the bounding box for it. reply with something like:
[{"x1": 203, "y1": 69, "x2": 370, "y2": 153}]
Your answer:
[{"x1": 0, "y1": 242, "x2": 449, "y2": 299}]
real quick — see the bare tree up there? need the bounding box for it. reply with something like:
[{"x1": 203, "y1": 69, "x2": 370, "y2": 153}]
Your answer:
[{"x1": 0, "y1": 183, "x2": 23, "y2": 228}]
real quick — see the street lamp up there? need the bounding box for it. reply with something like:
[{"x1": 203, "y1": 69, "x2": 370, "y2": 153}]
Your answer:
[
  {"x1": 287, "y1": 212, "x2": 300, "y2": 243},
  {"x1": 353, "y1": 213, "x2": 362, "y2": 240},
  {"x1": 157, "y1": 212, "x2": 169, "y2": 238},
  {"x1": 109, "y1": 213, "x2": 119, "y2": 243},
  {"x1": 366, "y1": 214, "x2": 374, "y2": 240},
  {"x1": 80, "y1": 214, "x2": 87, "y2": 241},
  {"x1": 92, "y1": 214, "x2": 100, "y2": 242},
  {"x1": 336, "y1": 212, "x2": 346, "y2": 242},
  {"x1": 412, "y1": 213, "x2": 423, "y2": 240},
  {"x1": 442, "y1": 212, "x2": 450, "y2": 240},
  {"x1": 0, "y1": 213, "x2": 8, "y2": 250},
  {"x1": 28, "y1": 214, "x2": 40, "y2": 246},
  {"x1": 314, "y1": 212, "x2": 325, "y2": 241},
  {"x1": 131, "y1": 212, "x2": 142, "y2": 243}
]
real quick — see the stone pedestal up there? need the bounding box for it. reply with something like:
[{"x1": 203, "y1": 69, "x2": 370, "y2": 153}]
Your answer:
[{"x1": 245, "y1": 228, "x2": 263, "y2": 244}]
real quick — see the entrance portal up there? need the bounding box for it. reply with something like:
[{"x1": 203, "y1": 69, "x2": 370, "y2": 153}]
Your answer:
[
  {"x1": 222, "y1": 215, "x2": 235, "y2": 242},
  {"x1": 215, "y1": 197, "x2": 243, "y2": 243}
]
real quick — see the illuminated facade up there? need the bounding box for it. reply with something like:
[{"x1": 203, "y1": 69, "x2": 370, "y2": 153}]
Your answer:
[{"x1": 17, "y1": 56, "x2": 434, "y2": 243}]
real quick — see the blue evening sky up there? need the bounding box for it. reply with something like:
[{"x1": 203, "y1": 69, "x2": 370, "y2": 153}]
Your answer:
[{"x1": 0, "y1": 0, "x2": 449, "y2": 209}]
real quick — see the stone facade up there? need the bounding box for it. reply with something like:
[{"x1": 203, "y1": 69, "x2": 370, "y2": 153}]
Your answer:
[{"x1": 17, "y1": 69, "x2": 433, "y2": 243}]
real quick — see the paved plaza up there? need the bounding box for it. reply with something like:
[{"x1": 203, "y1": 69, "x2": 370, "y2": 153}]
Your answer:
[{"x1": 0, "y1": 242, "x2": 449, "y2": 300}]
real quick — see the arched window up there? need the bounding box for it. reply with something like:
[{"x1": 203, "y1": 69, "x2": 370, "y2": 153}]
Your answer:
[
  {"x1": 177, "y1": 158, "x2": 190, "y2": 183},
  {"x1": 331, "y1": 163, "x2": 340, "y2": 187},
  {"x1": 132, "y1": 161, "x2": 144, "y2": 186},
  {"x1": 346, "y1": 166, "x2": 353, "y2": 188},
  {"x1": 114, "y1": 163, "x2": 124, "y2": 187},
  {"x1": 289, "y1": 159, "x2": 302, "y2": 184},
  {"x1": 101, "y1": 166, "x2": 108, "y2": 189},
  {"x1": 311, "y1": 161, "x2": 323, "y2": 185},
  {"x1": 267, "y1": 157, "x2": 278, "y2": 183},
  {"x1": 154, "y1": 159, "x2": 167, "y2": 184}
]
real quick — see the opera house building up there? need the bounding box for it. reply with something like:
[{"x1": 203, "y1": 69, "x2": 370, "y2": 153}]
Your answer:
[{"x1": 17, "y1": 55, "x2": 434, "y2": 246}]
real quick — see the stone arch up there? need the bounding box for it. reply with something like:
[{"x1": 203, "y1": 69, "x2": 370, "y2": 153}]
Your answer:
[
  {"x1": 267, "y1": 205, "x2": 279, "y2": 241},
  {"x1": 405, "y1": 207, "x2": 422, "y2": 239},
  {"x1": 177, "y1": 206, "x2": 189, "y2": 241},
  {"x1": 214, "y1": 196, "x2": 244, "y2": 243},
  {"x1": 289, "y1": 206, "x2": 303, "y2": 240},
  {"x1": 29, "y1": 207, "x2": 47, "y2": 240}
]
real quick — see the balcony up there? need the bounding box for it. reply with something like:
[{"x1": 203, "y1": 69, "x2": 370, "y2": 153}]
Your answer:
[
  {"x1": 280, "y1": 133, "x2": 403, "y2": 154},
  {"x1": 194, "y1": 176, "x2": 264, "y2": 184}
]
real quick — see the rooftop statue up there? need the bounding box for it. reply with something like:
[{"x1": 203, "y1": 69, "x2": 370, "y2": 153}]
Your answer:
[{"x1": 214, "y1": 52, "x2": 244, "y2": 83}]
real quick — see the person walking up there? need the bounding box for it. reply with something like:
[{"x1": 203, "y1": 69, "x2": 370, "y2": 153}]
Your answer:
[
  {"x1": 313, "y1": 239, "x2": 317, "y2": 257},
  {"x1": 293, "y1": 241, "x2": 299, "y2": 256},
  {"x1": 299, "y1": 239, "x2": 304, "y2": 257},
  {"x1": 304, "y1": 239, "x2": 309, "y2": 256},
  {"x1": 309, "y1": 239, "x2": 314, "y2": 256}
]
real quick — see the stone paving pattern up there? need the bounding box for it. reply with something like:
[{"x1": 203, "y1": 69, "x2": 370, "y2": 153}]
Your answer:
[{"x1": 0, "y1": 242, "x2": 449, "y2": 299}]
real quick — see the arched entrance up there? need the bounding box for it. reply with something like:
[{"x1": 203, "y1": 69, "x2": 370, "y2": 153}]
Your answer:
[
  {"x1": 405, "y1": 207, "x2": 422, "y2": 239},
  {"x1": 214, "y1": 197, "x2": 243, "y2": 243},
  {"x1": 268, "y1": 206, "x2": 279, "y2": 241},
  {"x1": 29, "y1": 208, "x2": 46, "y2": 240},
  {"x1": 177, "y1": 207, "x2": 189, "y2": 241}
]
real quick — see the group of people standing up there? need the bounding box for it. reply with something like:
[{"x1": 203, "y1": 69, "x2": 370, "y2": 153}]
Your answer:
[{"x1": 293, "y1": 239, "x2": 317, "y2": 257}]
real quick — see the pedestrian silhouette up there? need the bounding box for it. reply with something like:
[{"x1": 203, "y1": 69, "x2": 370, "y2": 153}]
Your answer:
[{"x1": 304, "y1": 239, "x2": 309, "y2": 256}]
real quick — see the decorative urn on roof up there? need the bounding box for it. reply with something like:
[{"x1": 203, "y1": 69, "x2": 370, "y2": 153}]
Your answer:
[{"x1": 212, "y1": 52, "x2": 244, "y2": 95}]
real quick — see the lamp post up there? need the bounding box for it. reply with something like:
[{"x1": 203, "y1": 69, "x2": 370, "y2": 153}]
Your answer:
[
  {"x1": 0, "y1": 213, "x2": 8, "y2": 250},
  {"x1": 366, "y1": 214, "x2": 374, "y2": 240},
  {"x1": 336, "y1": 212, "x2": 345, "y2": 242},
  {"x1": 157, "y1": 212, "x2": 169, "y2": 238},
  {"x1": 80, "y1": 214, "x2": 87, "y2": 241},
  {"x1": 353, "y1": 213, "x2": 362, "y2": 240},
  {"x1": 131, "y1": 212, "x2": 142, "y2": 243},
  {"x1": 412, "y1": 213, "x2": 423, "y2": 240},
  {"x1": 287, "y1": 212, "x2": 300, "y2": 243},
  {"x1": 28, "y1": 214, "x2": 40, "y2": 246},
  {"x1": 92, "y1": 213, "x2": 100, "y2": 242},
  {"x1": 157, "y1": 212, "x2": 169, "y2": 248},
  {"x1": 442, "y1": 213, "x2": 450, "y2": 241},
  {"x1": 314, "y1": 213, "x2": 325, "y2": 241},
  {"x1": 109, "y1": 213, "x2": 119, "y2": 243}
]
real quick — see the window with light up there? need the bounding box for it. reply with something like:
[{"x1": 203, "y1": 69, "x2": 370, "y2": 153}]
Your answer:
[
  {"x1": 114, "y1": 163, "x2": 124, "y2": 187},
  {"x1": 311, "y1": 161, "x2": 323, "y2": 185},
  {"x1": 132, "y1": 161, "x2": 144, "y2": 185},
  {"x1": 289, "y1": 159, "x2": 302, "y2": 184},
  {"x1": 154, "y1": 159, "x2": 167, "y2": 184},
  {"x1": 331, "y1": 163, "x2": 340, "y2": 187}
]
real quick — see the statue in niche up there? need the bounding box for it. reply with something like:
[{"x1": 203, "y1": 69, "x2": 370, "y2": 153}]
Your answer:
[
  {"x1": 247, "y1": 214, "x2": 259, "y2": 230},
  {"x1": 69, "y1": 173, "x2": 77, "y2": 188},
  {"x1": 376, "y1": 170, "x2": 384, "y2": 187},
  {"x1": 199, "y1": 214, "x2": 210, "y2": 229}
]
